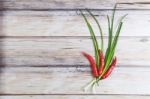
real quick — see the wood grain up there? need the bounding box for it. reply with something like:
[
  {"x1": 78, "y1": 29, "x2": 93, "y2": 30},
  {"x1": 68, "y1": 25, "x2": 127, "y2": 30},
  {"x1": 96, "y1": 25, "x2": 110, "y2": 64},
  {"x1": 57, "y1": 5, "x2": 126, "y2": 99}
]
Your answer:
[
  {"x1": 0, "y1": 95, "x2": 150, "y2": 99},
  {"x1": 0, "y1": 66, "x2": 150, "y2": 94},
  {"x1": 0, "y1": 11, "x2": 150, "y2": 36},
  {"x1": 1, "y1": 0, "x2": 150, "y2": 10},
  {"x1": 0, "y1": 37, "x2": 149, "y2": 66}
]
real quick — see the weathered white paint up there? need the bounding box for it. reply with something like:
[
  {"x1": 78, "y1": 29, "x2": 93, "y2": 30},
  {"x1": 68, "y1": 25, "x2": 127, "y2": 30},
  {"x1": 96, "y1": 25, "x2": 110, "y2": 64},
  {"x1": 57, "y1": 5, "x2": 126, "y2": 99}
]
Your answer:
[
  {"x1": 0, "y1": 11, "x2": 150, "y2": 36},
  {"x1": 0, "y1": 0, "x2": 149, "y2": 98},
  {"x1": 0, "y1": 67, "x2": 150, "y2": 94},
  {"x1": 0, "y1": 37, "x2": 149, "y2": 66}
]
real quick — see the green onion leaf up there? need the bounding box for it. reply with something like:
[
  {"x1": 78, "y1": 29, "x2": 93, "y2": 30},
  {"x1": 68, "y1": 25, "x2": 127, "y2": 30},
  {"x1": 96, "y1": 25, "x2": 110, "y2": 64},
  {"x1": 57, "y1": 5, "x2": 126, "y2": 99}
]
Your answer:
[
  {"x1": 105, "y1": 14, "x2": 127, "y2": 70},
  {"x1": 110, "y1": 4, "x2": 117, "y2": 35},
  {"x1": 80, "y1": 11, "x2": 100, "y2": 67},
  {"x1": 105, "y1": 9, "x2": 115, "y2": 65},
  {"x1": 102, "y1": 4, "x2": 126, "y2": 76},
  {"x1": 105, "y1": 5, "x2": 117, "y2": 64},
  {"x1": 86, "y1": 9, "x2": 104, "y2": 52},
  {"x1": 104, "y1": 22, "x2": 123, "y2": 71},
  {"x1": 105, "y1": 15, "x2": 111, "y2": 64}
]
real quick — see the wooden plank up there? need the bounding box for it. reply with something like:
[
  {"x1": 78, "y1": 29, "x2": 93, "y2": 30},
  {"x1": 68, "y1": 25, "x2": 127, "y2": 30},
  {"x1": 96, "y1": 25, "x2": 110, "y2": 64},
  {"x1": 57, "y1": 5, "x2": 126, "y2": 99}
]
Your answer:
[
  {"x1": 0, "y1": 67, "x2": 150, "y2": 94},
  {"x1": 0, "y1": 37, "x2": 149, "y2": 66},
  {"x1": 1, "y1": 0, "x2": 150, "y2": 10},
  {"x1": 0, "y1": 10, "x2": 150, "y2": 36},
  {"x1": 0, "y1": 95, "x2": 150, "y2": 99}
]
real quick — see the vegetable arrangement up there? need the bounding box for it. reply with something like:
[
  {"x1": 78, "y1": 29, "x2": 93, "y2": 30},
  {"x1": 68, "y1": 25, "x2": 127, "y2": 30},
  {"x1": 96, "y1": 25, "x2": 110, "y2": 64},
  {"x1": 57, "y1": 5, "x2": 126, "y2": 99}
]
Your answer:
[{"x1": 81, "y1": 4, "x2": 127, "y2": 92}]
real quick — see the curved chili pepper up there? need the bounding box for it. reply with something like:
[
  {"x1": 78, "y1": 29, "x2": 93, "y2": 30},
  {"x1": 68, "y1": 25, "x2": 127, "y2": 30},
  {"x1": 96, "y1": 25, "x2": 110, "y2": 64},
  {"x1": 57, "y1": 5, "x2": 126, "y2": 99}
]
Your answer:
[
  {"x1": 82, "y1": 52, "x2": 98, "y2": 77},
  {"x1": 102, "y1": 57, "x2": 117, "y2": 79},
  {"x1": 98, "y1": 49, "x2": 105, "y2": 75}
]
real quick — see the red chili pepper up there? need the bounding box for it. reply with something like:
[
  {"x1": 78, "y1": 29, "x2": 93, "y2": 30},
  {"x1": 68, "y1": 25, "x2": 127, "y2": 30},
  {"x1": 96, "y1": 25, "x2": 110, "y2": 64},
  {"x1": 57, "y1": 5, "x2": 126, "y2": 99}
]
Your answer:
[
  {"x1": 98, "y1": 49, "x2": 105, "y2": 75},
  {"x1": 82, "y1": 52, "x2": 98, "y2": 77},
  {"x1": 102, "y1": 57, "x2": 117, "y2": 79}
]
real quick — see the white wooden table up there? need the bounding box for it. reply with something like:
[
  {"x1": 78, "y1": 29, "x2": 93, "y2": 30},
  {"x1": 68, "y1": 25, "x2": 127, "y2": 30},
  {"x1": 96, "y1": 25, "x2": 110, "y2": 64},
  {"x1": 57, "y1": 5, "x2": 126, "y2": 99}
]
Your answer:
[{"x1": 0, "y1": 0, "x2": 150, "y2": 98}]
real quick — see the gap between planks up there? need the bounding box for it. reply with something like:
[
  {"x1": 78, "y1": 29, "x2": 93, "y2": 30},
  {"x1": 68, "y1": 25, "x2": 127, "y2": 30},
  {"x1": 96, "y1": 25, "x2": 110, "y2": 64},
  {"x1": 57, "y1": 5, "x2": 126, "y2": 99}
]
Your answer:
[
  {"x1": 1, "y1": 0, "x2": 150, "y2": 10},
  {"x1": 0, "y1": 36, "x2": 149, "y2": 39},
  {"x1": 1, "y1": 9, "x2": 150, "y2": 11},
  {"x1": 0, "y1": 94, "x2": 150, "y2": 96},
  {"x1": 1, "y1": 65, "x2": 149, "y2": 68},
  {"x1": 0, "y1": 95, "x2": 150, "y2": 99}
]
